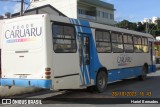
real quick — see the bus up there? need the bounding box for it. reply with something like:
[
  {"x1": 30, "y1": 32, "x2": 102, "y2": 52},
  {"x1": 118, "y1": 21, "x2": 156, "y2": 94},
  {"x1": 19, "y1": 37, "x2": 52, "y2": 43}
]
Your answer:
[{"x1": 0, "y1": 14, "x2": 156, "y2": 92}]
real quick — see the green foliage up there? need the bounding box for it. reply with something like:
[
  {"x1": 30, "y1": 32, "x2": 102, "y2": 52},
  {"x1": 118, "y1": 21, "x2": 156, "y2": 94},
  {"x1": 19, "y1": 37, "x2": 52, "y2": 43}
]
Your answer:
[
  {"x1": 116, "y1": 20, "x2": 160, "y2": 37},
  {"x1": 116, "y1": 20, "x2": 137, "y2": 30},
  {"x1": 155, "y1": 30, "x2": 160, "y2": 36}
]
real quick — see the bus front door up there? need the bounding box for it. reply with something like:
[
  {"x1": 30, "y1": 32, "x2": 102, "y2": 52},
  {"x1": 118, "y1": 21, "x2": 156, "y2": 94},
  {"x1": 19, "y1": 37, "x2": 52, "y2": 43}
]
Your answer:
[{"x1": 78, "y1": 33, "x2": 91, "y2": 86}]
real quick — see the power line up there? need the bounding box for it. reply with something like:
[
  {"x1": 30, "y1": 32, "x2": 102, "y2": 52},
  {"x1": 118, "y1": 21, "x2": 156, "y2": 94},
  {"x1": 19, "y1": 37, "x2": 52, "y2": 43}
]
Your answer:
[
  {"x1": 1, "y1": 0, "x2": 52, "y2": 16},
  {"x1": 0, "y1": 0, "x2": 29, "y2": 4},
  {"x1": 23, "y1": 0, "x2": 52, "y2": 15},
  {"x1": 23, "y1": 0, "x2": 34, "y2": 14}
]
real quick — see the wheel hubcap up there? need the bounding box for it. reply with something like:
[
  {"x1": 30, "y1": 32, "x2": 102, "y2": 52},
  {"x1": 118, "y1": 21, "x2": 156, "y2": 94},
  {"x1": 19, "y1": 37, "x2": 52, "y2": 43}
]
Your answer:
[{"x1": 98, "y1": 75, "x2": 105, "y2": 88}]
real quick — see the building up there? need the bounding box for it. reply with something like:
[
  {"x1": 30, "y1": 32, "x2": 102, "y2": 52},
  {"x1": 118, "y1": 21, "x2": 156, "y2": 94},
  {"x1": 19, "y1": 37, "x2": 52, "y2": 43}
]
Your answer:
[
  {"x1": 31, "y1": 0, "x2": 116, "y2": 25},
  {"x1": 152, "y1": 17, "x2": 160, "y2": 24},
  {"x1": 141, "y1": 18, "x2": 152, "y2": 24},
  {"x1": 12, "y1": 4, "x2": 66, "y2": 18}
]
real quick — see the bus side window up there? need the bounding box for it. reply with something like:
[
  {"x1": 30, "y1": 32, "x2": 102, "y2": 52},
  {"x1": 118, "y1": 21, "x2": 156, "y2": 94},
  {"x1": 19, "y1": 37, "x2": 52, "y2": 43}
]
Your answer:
[
  {"x1": 95, "y1": 30, "x2": 111, "y2": 53},
  {"x1": 111, "y1": 32, "x2": 123, "y2": 53},
  {"x1": 52, "y1": 23, "x2": 76, "y2": 53},
  {"x1": 134, "y1": 36, "x2": 142, "y2": 53},
  {"x1": 123, "y1": 34, "x2": 134, "y2": 53}
]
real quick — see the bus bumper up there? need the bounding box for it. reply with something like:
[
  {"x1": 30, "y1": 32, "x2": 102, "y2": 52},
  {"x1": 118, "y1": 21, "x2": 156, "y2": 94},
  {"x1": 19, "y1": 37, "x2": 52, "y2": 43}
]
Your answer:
[{"x1": 0, "y1": 78, "x2": 52, "y2": 89}]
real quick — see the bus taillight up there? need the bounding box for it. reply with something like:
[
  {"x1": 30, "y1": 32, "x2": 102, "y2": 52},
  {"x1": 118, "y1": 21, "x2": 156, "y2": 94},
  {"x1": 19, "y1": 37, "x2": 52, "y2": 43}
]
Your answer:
[
  {"x1": 45, "y1": 76, "x2": 51, "y2": 79},
  {"x1": 45, "y1": 67, "x2": 51, "y2": 76},
  {"x1": 45, "y1": 67, "x2": 51, "y2": 71},
  {"x1": 45, "y1": 71, "x2": 51, "y2": 75}
]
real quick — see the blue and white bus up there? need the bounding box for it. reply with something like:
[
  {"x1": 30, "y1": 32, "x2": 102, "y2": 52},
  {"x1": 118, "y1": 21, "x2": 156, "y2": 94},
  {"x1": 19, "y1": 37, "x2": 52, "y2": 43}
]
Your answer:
[{"x1": 1, "y1": 14, "x2": 156, "y2": 92}]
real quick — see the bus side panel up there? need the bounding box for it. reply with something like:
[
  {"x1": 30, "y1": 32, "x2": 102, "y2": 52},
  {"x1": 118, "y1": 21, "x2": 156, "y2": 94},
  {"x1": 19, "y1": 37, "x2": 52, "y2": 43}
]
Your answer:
[
  {"x1": 97, "y1": 38, "x2": 156, "y2": 82},
  {"x1": 51, "y1": 19, "x2": 82, "y2": 90}
]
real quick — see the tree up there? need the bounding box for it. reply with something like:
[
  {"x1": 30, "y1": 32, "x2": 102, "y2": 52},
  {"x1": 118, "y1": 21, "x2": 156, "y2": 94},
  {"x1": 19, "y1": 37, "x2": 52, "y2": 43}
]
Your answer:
[
  {"x1": 116, "y1": 19, "x2": 160, "y2": 37},
  {"x1": 116, "y1": 20, "x2": 137, "y2": 30},
  {"x1": 0, "y1": 15, "x2": 3, "y2": 19},
  {"x1": 156, "y1": 19, "x2": 160, "y2": 30},
  {"x1": 116, "y1": 20, "x2": 129, "y2": 29},
  {"x1": 136, "y1": 22, "x2": 145, "y2": 32}
]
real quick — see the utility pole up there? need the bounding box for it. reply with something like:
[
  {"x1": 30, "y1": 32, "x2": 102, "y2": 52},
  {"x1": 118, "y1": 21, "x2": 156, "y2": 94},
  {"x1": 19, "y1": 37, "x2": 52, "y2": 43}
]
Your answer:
[
  {"x1": 20, "y1": 0, "x2": 24, "y2": 16},
  {"x1": 146, "y1": 22, "x2": 149, "y2": 33}
]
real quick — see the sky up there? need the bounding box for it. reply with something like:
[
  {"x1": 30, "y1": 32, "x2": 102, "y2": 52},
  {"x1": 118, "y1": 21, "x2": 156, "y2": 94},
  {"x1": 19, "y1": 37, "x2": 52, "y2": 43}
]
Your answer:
[
  {"x1": 0, "y1": 0, "x2": 29, "y2": 15},
  {"x1": 0, "y1": 0, "x2": 160, "y2": 22},
  {"x1": 103, "y1": 0, "x2": 160, "y2": 22}
]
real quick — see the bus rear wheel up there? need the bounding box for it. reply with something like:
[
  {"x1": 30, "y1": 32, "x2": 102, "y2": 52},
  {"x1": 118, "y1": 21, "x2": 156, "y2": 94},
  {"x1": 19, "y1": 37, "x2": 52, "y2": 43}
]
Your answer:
[
  {"x1": 95, "y1": 70, "x2": 107, "y2": 93},
  {"x1": 138, "y1": 65, "x2": 148, "y2": 80}
]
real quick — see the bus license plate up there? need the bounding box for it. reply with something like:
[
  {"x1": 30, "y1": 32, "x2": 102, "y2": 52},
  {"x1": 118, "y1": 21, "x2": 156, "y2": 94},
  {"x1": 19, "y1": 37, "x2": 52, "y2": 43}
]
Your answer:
[{"x1": 19, "y1": 75, "x2": 27, "y2": 79}]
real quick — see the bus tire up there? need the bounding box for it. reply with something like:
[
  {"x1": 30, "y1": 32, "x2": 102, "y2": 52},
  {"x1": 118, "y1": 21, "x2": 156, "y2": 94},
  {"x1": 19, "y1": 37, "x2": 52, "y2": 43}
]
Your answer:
[
  {"x1": 138, "y1": 64, "x2": 148, "y2": 81},
  {"x1": 95, "y1": 70, "x2": 107, "y2": 93}
]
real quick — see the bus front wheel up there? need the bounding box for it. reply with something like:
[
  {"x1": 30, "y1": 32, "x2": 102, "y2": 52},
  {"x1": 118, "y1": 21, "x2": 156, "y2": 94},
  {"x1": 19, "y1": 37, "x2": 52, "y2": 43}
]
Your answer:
[{"x1": 95, "y1": 70, "x2": 107, "y2": 93}]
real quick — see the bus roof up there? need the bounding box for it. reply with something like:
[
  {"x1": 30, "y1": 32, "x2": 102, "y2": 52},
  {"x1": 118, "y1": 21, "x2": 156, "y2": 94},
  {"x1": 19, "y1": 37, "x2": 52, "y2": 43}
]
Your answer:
[
  {"x1": 3, "y1": 14, "x2": 154, "y2": 39},
  {"x1": 49, "y1": 14, "x2": 154, "y2": 39}
]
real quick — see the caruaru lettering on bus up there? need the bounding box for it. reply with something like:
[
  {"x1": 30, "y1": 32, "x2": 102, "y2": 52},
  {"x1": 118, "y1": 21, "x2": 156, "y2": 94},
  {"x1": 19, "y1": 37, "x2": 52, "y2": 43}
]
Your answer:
[{"x1": 5, "y1": 26, "x2": 42, "y2": 39}]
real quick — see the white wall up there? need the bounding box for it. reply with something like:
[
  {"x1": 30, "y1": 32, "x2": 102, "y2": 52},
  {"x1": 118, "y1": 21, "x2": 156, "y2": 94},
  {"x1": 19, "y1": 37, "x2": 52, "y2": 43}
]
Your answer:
[
  {"x1": 31, "y1": 0, "x2": 78, "y2": 18},
  {"x1": 31, "y1": 0, "x2": 50, "y2": 8},
  {"x1": 31, "y1": 0, "x2": 115, "y2": 25},
  {"x1": 96, "y1": 7, "x2": 115, "y2": 25}
]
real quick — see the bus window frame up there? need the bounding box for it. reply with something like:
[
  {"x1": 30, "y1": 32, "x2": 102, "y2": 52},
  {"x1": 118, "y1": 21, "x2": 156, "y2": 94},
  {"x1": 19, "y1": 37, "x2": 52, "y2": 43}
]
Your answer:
[
  {"x1": 141, "y1": 36, "x2": 149, "y2": 53},
  {"x1": 133, "y1": 35, "x2": 143, "y2": 53},
  {"x1": 111, "y1": 31, "x2": 124, "y2": 53},
  {"x1": 95, "y1": 29, "x2": 112, "y2": 53},
  {"x1": 52, "y1": 22, "x2": 77, "y2": 53},
  {"x1": 123, "y1": 33, "x2": 134, "y2": 53}
]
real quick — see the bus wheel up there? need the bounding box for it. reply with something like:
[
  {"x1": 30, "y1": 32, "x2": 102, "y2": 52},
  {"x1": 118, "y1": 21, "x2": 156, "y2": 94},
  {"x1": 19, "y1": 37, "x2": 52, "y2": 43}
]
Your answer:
[
  {"x1": 138, "y1": 65, "x2": 148, "y2": 80},
  {"x1": 95, "y1": 71, "x2": 107, "y2": 93}
]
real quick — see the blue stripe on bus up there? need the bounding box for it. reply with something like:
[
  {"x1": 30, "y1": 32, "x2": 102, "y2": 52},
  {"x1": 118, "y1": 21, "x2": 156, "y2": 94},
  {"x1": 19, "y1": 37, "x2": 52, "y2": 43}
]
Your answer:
[
  {"x1": 69, "y1": 18, "x2": 83, "y2": 85},
  {"x1": 79, "y1": 20, "x2": 103, "y2": 84},
  {"x1": 77, "y1": 20, "x2": 90, "y2": 85},
  {"x1": 1, "y1": 79, "x2": 52, "y2": 89},
  {"x1": 148, "y1": 65, "x2": 156, "y2": 73},
  {"x1": 108, "y1": 67, "x2": 142, "y2": 82},
  {"x1": 108, "y1": 65, "x2": 156, "y2": 82},
  {"x1": 74, "y1": 19, "x2": 89, "y2": 85}
]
